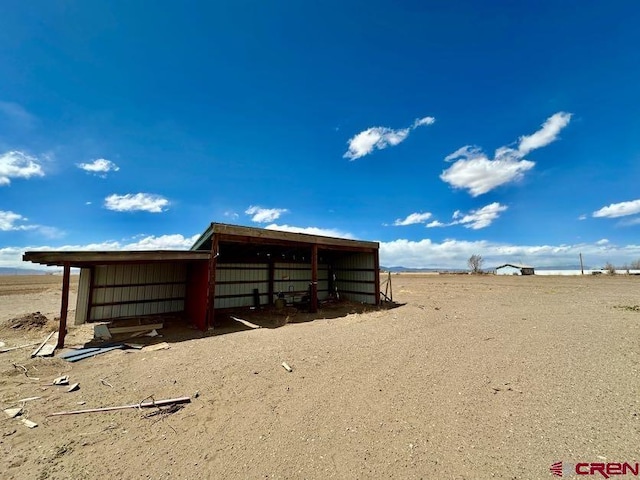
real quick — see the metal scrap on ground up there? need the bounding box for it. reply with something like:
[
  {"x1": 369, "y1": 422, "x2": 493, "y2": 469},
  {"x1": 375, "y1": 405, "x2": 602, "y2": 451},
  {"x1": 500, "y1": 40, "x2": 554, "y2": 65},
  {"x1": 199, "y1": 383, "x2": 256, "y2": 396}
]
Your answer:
[
  {"x1": 59, "y1": 344, "x2": 126, "y2": 362},
  {"x1": 49, "y1": 396, "x2": 192, "y2": 416}
]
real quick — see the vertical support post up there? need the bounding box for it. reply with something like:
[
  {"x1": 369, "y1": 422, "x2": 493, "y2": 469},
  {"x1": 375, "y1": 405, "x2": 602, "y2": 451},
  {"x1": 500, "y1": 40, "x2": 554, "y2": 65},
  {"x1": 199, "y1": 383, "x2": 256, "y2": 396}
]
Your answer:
[
  {"x1": 579, "y1": 253, "x2": 584, "y2": 275},
  {"x1": 207, "y1": 234, "x2": 219, "y2": 329},
  {"x1": 268, "y1": 258, "x2": 275, "y2": 305},
  {"x1": 57, "y1": 262, "x2": 71, "y2": 349},
  {"x1": 374, "y1": 248, "x2": 381, "y2": 305},
  {"x1": 310, "y1": 244, "x2": 318, "y2": 313},
  {"x1": 87, "y1": 266, "x2": 96, "y2": 323},
  {"x1": 387, "y1": 271, "x2": 393, "y2": 302}
]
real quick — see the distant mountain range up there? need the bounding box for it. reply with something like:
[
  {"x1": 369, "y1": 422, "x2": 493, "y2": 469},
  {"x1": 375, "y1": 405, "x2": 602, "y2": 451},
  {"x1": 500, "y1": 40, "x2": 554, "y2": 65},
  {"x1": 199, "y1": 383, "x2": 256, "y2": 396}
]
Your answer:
[{"x1": 0, "y1": 267, "x2": 51, "y2": 275}]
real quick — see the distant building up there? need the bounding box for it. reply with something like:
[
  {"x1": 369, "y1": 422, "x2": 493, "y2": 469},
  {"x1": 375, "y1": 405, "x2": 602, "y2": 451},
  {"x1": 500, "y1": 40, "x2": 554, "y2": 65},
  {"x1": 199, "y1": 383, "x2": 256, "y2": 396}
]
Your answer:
[{"x1": 495, "y1": 263, "x2": 535, "y2": 275}]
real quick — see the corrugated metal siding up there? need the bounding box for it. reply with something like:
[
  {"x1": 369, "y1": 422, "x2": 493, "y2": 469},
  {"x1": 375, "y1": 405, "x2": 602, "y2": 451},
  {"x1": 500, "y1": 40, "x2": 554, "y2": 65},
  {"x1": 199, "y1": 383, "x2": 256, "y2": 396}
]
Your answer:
[
  {"x1": 74, "y1": 268, "x2": 91, "y2": 325},
  {"x1": 335, "y1": 253, "x2": 376, "y2": 304},
  {"x1": 274, "y1": 262, "x2": 329, "y2": 301},
  {"x1": 88, "y1": 263, "x2": 187, "y2": 321},
  {"x1": 214, "y1": 263, "x2": 269, "y2": 309},
  {"x1": 213, "y1": 261, "x2": 330, "y2": 309}
]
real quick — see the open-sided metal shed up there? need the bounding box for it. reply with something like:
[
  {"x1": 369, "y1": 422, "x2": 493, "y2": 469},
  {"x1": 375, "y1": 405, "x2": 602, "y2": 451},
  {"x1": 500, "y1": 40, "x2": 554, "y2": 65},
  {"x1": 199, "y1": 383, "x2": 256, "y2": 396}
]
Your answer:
[{"x1": 23, "y1": 223, "x2": 380, "y2": 346}]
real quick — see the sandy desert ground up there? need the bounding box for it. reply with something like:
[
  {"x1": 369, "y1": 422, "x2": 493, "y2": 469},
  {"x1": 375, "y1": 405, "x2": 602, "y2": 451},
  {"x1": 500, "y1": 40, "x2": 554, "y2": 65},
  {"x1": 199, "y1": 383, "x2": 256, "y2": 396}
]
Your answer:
[{"x1": 0, "y1": 273, "x2": 639, "y2": 479}]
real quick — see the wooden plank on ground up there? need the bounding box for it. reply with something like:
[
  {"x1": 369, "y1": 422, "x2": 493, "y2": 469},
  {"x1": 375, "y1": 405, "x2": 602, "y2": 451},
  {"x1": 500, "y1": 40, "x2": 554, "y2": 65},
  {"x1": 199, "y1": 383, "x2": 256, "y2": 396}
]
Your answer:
[
  {"x1": 0, "y1": 342, "x2": 40, "y2": 354},
  {"x1": 108, "y1": 323, "x2": 163, "y2": 335},
  {"x1": 141, "y1": 342, "x2": 170, "y2": 352},
  {"x1": 31, "y1": 331, "x2": 55, "y2": 358}
]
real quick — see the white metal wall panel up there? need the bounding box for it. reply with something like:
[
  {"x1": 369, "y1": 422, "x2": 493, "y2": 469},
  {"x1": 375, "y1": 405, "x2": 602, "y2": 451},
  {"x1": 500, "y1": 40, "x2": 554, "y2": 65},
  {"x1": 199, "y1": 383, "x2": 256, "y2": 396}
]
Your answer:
[
  {"x1": 89, "y1": 263, "x2": 187, "y2": 321},
  {"x1": 214, "y1": 261, "x2": 331, "y2": 308},
  {"x1": 335, "y1": 253, "x2": 376, "y2": 304},
  {"x1": 214, "y1": 262, "x2": 269, "y2": 309},
  {"x1": 74, "y1": 268, "x2": 91, "y2": 325}
]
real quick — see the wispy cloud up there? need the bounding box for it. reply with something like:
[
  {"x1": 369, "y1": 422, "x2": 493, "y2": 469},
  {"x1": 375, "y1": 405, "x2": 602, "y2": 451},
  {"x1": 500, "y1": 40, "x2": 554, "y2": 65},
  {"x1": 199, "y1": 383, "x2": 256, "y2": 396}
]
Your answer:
[
  {"x1": 518, "y1": 112, "x2": 572, "y2": 155},
  {"x1": 0, "y1": 101, "x2": 36, "y2": 128},
  {"x1": 104, "y1": 193, "x2": 169, "y2": 213},
  {"x1": 441, "y1": 112, "x2": 572, "y2": 196},
  {"x1": 592, "y1": 199, "x2": 640, "y2": 218},
  {"x1": 265, "y1": 223, "x2": 354, "y2": 239},
  {"x1": 344, "y1": 115, "x2": 436, "y2": 160},
  {"x1": 426, "y1": 220, "x2": 446, "y2": 228},
  {"x1": 424, "y1": 203, "x2": 507, "y2": 230},
  {"x1": 412, "y1": 116, "x2": 436, "y2": 128},
  {"x1": 0, "y1": 150, "x2": 45, "y2": 186},
  {"x1": 245, "y1": 205, "x2": 288, "y2": 223},
  {"x1": 224, "y1": 211, "x2": 239, "y2": 220},
  {"x1": 77, "y1": 158, "x2": 120, "y2": 176},
  {"x1": 0, "y1": 210, "x2": 64, "y2": 238},
  {"x1": 450, "y1": 202, "x2": 508, "y2": 230},
  {"x1": 0, "y1": 210, "x2": 35, "y2": 231},
  {"x1": 393, "y1": 212, "x2": 432, "y2": 226}
]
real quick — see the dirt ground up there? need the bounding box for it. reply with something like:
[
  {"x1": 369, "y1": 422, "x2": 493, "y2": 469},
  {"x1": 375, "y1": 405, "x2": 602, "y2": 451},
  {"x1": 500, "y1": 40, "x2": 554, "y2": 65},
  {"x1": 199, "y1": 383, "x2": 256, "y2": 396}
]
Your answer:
[{"x1": 0, "y1": 273, "x2": 639, "y2": 479}]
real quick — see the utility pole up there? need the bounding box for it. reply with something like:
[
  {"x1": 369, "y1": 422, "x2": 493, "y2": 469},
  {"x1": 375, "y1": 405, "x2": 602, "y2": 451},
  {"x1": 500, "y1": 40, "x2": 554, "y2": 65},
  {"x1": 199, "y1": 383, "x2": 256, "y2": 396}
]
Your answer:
[{"x1": 579, "y1": 253, "x2": 584, "y2": 275}]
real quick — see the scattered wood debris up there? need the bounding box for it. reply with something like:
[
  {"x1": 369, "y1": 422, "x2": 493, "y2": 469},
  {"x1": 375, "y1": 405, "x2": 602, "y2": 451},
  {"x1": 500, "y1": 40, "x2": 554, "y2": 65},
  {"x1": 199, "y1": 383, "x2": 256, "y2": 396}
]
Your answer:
[
  {"x1": 142, "y1": 342, "x2": 170, "y2": 352},
  {"x1": 12, "y1": 363, "x2": 39, "y2": 380},
  {"x1": 49, "y1": 396, "x2": 191, "y2": 416},
  {"x1": 20, "y1": 418, "x2": 37, "y2": 428},
  {"x1": 100, "y1": 378, "x2": 113, "y2": 388},
  {"x1": 230, "y1": 316, "x2": 262, "y2": 329},
  {"x1": 53, "y1": 375, "x2": 69, "y2": 385},
  {"x1": 0, "y1": 342, "x2": 40, "y2": 354},
  {"x1": 282, "y1": 362, "x2": 293, "y2": 372},
  {"x1": 4, "y1": 407, "x2": 22, "y2": 419},
  {"x1": 32, "y1": 331, "x2": 58, "y2": 357}
]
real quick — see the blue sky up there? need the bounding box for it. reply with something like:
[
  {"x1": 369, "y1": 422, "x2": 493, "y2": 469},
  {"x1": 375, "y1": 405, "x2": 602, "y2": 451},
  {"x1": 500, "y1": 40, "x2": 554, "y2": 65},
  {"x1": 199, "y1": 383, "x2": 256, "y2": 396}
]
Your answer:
[{"x1": 1, "y1": 1, "x2": 639, "y2": 270}]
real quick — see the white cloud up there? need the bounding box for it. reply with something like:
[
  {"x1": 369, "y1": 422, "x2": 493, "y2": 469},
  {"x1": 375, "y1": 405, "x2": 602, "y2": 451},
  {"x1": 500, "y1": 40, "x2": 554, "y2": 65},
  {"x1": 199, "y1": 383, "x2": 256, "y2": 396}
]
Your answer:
[
  {"x1": 343, "y1": 127, "x2": 410, "y2": 160},
  {"x1": 77, "y1": 158, "x2": 120, "y2": 176},
  {"x1": 450, "y1": 202, "x2": 508, "y2": 230},
  {"x1": 104, "y1": 193, "x2": 169, "y2": 213},
  {"x1": 413, "y1": 116, "x2": 436, "y2": 128},
  {"x1": 265, "y1": 223, "x2": 354, "y2": 239},
  {"x1": 0, "y1": 210, "x2": 62, "y2": 238},
  {"x1": 0, "y1": 151, "x2": 45, "y2": 185},
  {"x1": 426, "y1": 220, "x2": 446, "y2": 228},
  {"x1": 578, "y1": 214, "x2": 587, "y2": 220},
  {"x1": 344, "y1": 115, "x2": 436, "y2": 160},
  {"x1": 123, "y1": 234, "x2": 200, "y2": 250},
  {"x1": 245, "y1": 205, "x2": 288, "y2": 223},
  {"x1": 441, "y1": 145, "x2": 535, "y2": 197},
  {"x1": 224, "y1": 211, "x2": 239, "y2": 220},
  {"x1": 0, "y1": 210, "x2": 34, "y2": 231},
  {"x1": 518, "y1": 112, "x2": 572, "y2": 155},
  {"x1": 596, "y1": 239, "x2": 609, "y2": 245},
  {"x1": 592, "y1": 199, "x2": 640, "y2": 218},
  {"x1": 393, "y1": 212, "x2": 433, "y2": 226},
  {"x1": 379, "y1": 238, "x2": 640, "y2": 270},
  {"x1": 441, "y1": 112, "x2": 572, "y2": 196}
]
